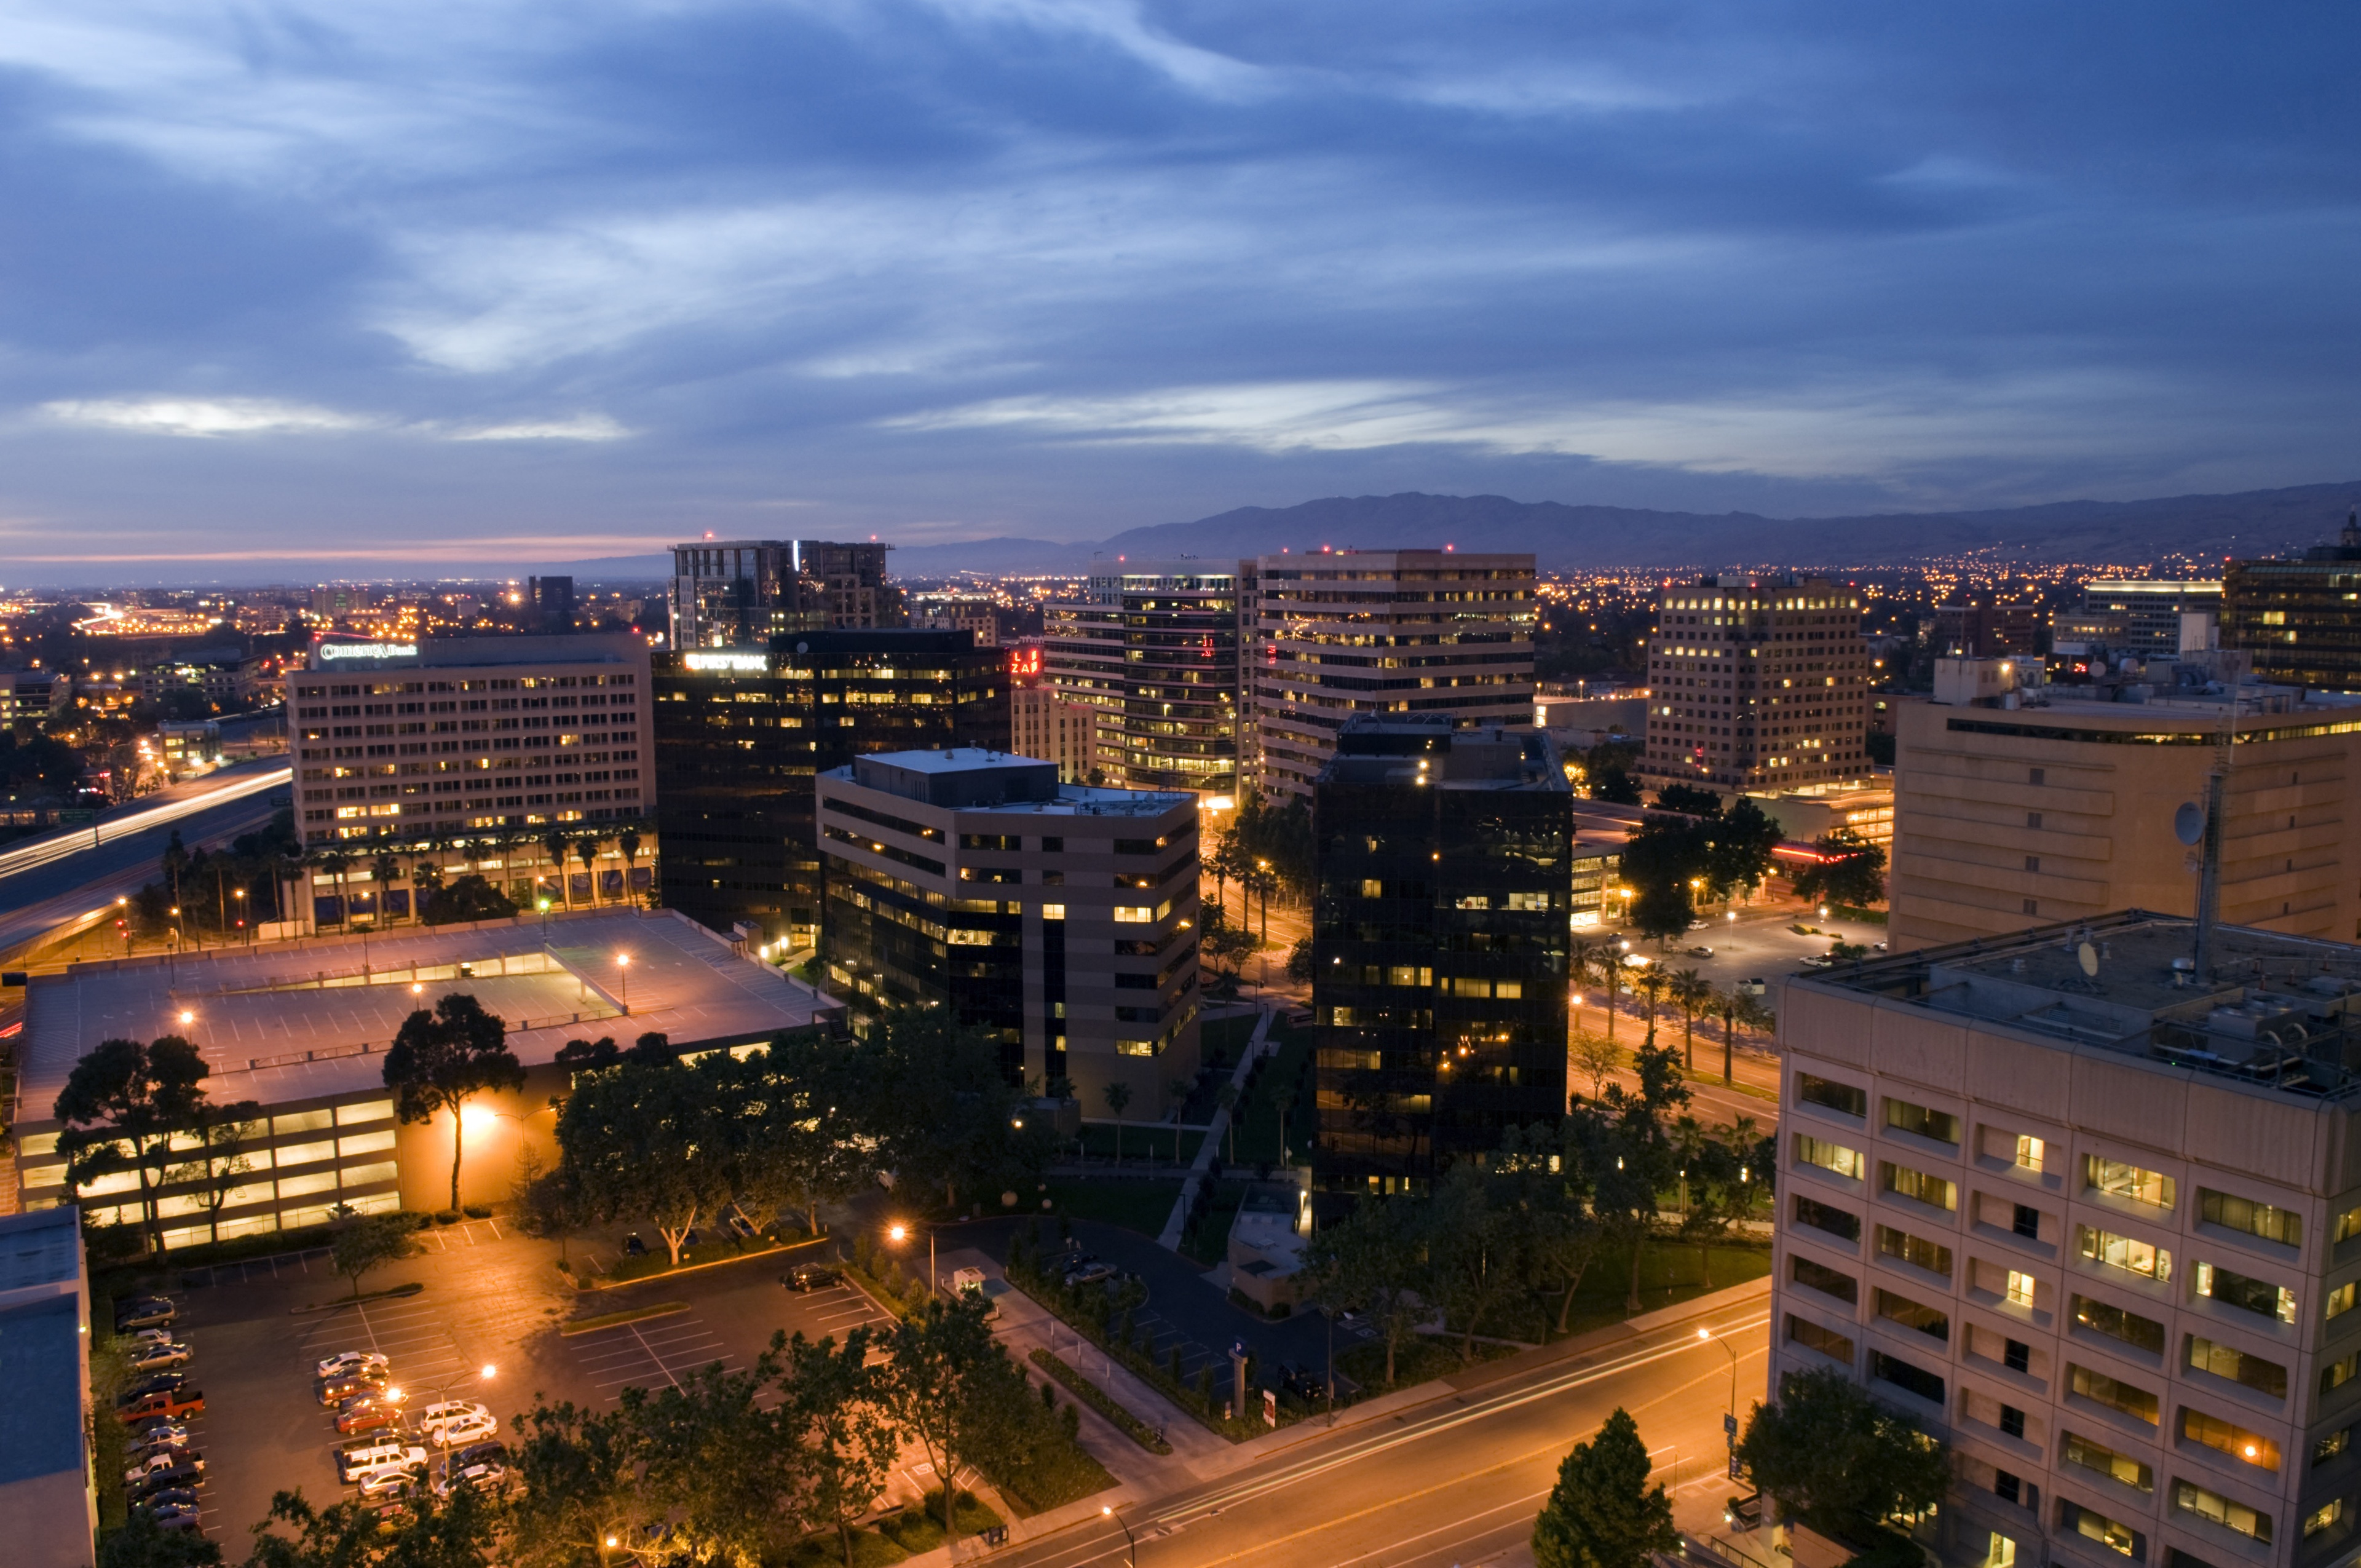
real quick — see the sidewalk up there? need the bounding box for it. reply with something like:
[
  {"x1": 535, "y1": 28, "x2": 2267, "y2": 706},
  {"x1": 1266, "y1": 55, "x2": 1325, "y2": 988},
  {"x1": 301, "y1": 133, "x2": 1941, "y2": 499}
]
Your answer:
[{"x1": 1157, "y1": 1003, "x2": 1275, "y2": 1248}]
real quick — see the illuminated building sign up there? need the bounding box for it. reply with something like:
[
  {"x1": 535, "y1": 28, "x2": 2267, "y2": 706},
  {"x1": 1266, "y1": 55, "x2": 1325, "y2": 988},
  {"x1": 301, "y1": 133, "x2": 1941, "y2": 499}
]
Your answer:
[
  {"x1": 1008, "y1": 646, "x2": 1042, "y2": 679},
  {"x1": 317, "y1": 642, "x2": 419, "y2": 661},
  {"x1": 684, "y1": 651, "x2": 770, "y2": 673}
]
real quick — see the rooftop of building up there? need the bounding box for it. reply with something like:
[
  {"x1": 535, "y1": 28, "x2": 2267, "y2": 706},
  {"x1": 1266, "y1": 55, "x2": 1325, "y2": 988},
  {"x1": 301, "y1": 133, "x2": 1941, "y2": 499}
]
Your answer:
[
  {"x1": 0, "y1": 1208, "x2": 81, "y2": 1297},
  {"x1": 13, "y1": 909, "x2": 842, "y2": 1123},
  {"x1": 832, "y1": 750, "x2": 1193, "y2": 817},
  {"x1": 1320, "y1": 719, "x2": 1568, "y2": 793},
  {"x1": 1800, "y1": 911, "x2": 2361, "y2": 1104}
]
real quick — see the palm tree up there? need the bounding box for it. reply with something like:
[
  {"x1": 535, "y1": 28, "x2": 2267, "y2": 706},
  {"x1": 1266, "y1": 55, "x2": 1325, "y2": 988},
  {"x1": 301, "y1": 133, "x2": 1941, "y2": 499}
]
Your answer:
[
  {"x1": 1713, "y1": 987, "x2": 1776, "y2": 1085},
  {"x1": 1634, "y1": 965, "x2": 1669, "y2": 1048},
  {"x1": 1568, "y1": 934, "x2": 1601, "y2": 1034},
  {"x1": 618, "y1": 828, "x2": 643, "y2": 906},
  {"x1": 1166, "y1": 1075, "x2": 1192, "y2": 1165},
  {"x1": 317, "y1": 849, "x2": 352, "y2": 930},
  {"x1": 371, "y1": 849, "x2": 402, "y2": 928},
  {"x1": 1669, "y1": 968, "x2": 1709, "y2": 1070},
  {"x1": 1587, "y1": 946, "x2": 1624, "y2": 1043},
  {"x1": 542, "y1": 830, "x2": 572, "y2": 909},
  {"x1": 575, "y1": 835, "x2": 600, "y2": 906},
  {"x1": 1102, "y1": 1080, "x2": 1132, "y2": 1165}
]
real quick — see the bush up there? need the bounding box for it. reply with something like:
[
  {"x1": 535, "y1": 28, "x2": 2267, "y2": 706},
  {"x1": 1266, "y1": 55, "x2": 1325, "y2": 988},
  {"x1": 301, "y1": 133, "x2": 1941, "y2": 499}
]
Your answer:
[
  {"x1": 462, "y1": 1204, "x2": 492, "y2": 1219},
  {"x1": 433, "y1": 1210, "x2": 461, "y2": 1225}
]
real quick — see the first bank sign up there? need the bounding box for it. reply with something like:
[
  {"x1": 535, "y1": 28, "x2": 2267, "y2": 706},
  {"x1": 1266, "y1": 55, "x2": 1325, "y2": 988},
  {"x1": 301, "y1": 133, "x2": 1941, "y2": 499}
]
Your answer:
[
  {"x1": 684, "y1": 651, "x2": 769, "y2": 673},
  {"x1": 317, "y1": 642, "x2": 421, "y2": 662}
]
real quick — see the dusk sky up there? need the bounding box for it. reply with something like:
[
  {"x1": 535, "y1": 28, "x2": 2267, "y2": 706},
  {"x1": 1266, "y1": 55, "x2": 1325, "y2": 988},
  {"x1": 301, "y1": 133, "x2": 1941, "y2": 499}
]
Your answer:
[{"x1": 4, "y1": 4, "x2": 2358, "y2": 573}]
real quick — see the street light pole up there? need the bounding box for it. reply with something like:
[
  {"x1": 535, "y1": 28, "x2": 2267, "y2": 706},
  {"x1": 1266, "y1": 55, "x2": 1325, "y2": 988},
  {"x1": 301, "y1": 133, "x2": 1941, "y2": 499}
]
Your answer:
[
  {"x1": 1100, "y1": 1506, "x2": 1137, "y2": 1567},
  {"x1": 617, "y1": 952, "x2": 630, "y2": 1014},
  {"x1": 1698, "y1": 1326, "x2": 1741, "y2": 1468}
]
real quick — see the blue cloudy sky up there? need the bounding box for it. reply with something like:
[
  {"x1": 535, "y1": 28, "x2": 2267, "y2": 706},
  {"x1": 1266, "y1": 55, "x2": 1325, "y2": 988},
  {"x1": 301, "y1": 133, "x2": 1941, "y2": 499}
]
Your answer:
[{"x1": 2, "y1": 2, "x2": 2357, "y2": 574}]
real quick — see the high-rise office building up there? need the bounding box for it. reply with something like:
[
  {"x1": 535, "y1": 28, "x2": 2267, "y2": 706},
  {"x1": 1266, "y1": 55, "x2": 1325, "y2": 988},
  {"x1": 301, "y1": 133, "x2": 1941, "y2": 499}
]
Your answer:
[
  {"x1": 1640, "y1": 576, "x2": 1875, "y2": 792},
  {"x1": 1771, "y1": 912, "x2": 2361, "y2": 1568},
  {"x1": 2056, "y1": 581, "x2": 2225, "y2": 660},
  {"x1": 1889, "y1": 654, "x2": 2361, "y2": 952},
  {"x1": 1011, "y1": 681, "x2": 1101, "y2": 783},
  {"x1": 651, "y1": 631, "x2": 1003, "y2": 948},
  {"x1": 667, "y1": 539, "x2": 906, "y2": 649},
  {"x1": 816, "y1": 749, "x2": 1199, "y2": 1099},
  {"x1": 2226, "y1": 513, "x2": 2361, "y2": 694},
  {"x1": 1310, "y1": 718, "x2": 1570, "y2": 1198},
  {"x1": 288, "y1": 633, "x2": 651, "y2": 849},
  {"x1": 528, "y1": 575, "x2": 576, "y2": 634},
  {"x1": 1042, "y1": 560, "x2": 1242, "y2": 799},
  {"x1": 1249, "y1": 550, "x2": 1536, "y2": 804},
  {"x1": 1935, "y1": 594, "x2": 2046, "y2": 658}
]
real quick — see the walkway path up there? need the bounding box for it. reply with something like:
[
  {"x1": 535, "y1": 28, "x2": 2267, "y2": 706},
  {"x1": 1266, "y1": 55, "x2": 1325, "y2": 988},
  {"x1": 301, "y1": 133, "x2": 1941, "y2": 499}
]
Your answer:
[{"x1": 1155, "y1": 1004, "x2": 1274, "y2": 1250}]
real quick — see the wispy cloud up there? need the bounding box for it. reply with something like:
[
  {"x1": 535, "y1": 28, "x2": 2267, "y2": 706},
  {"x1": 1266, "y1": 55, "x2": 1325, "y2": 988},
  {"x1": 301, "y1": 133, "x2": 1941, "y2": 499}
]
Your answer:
[{"x1": 38, "y1": 397, "x2": 633, "y2": 443}]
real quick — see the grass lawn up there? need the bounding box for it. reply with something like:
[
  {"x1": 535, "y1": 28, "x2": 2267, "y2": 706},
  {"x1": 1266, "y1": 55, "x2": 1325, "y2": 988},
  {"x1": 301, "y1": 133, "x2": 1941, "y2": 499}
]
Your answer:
[
  {"x1": 1339, "y1": 1332, "x2": 1516, "y2": 1395},
  {"x1": 1075, "y1": 1122, "x2": 1200, "y2": 1167},
  {"x1": 1179, "y1": 1179, "x2": 1254, "y2": 1265},
  {"x1": 1201, "y1": 1012, "x2": 1260, "y2": 1064},
  {"x1": 1043, "y1": 1178, "x2": 1184, "y2": 1235}
]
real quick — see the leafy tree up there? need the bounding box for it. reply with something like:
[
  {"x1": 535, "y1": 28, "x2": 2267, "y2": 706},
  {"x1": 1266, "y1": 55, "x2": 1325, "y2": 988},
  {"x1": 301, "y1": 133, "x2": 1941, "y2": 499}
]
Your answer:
[
  {"x1": 331, "y1": 1211, "x2": 422, "y2": 1298},
  {"x1": 1707, "y1": 798, "x2": 1784, "y2": 901},
  {"x1": 1570, "y1": 1029, "x2": 1620, "y2": 1104},
  {"x1": 1285, "y1": 934, "x2": 1315, "y2": 983},
  {"x1": 555, "y1": 1035, "x2": 621, "y2": 1071},
  {"x1": 1199, "y1": 914, "x2": 1259, "y2": 993},
  {"x1": 1495, "y1": 1123, "x2": 1604, "y2": 1336},
  {"x1": 883, "y1": 1296, "x2": 1008, "y2": 1543},
  {"x1": 1652, "y1": 783, "x2": 1722, "y2": 817},
  {"x1": 508, "y1": 1398, "x2": 670, "y2": 1568},
  {"x1": 1629, "y1": 879, "x2": 1693, "y2": 948},
  {"x1": 421, "y1": 873, "x2": 517, "y2": 925},
  {"x1": 1303, "y1": 1197, "x2": 1426, "y2": 1388},
  {"x1": 1589, "y1": 766, "x2": 1642, "y2": 806},
  {"x1": 53, "y1": 1035, "x2": 214, "y2": 1255},
  {"x1": 558, "y1": 1054, "x2": 737, "y2": 1266},
  {"x1": 243, "y1": 1481, "x2": 500, "y2": 1568},
  {"x1": 864, "y1": 1007, "x2": 1047, "y2": 1212},
  {"x1": 1736, "y1": 1366, "x2": 1950, "y2": 1543},
  {"x1": 384, "y1": 993, "x2": 526, "y2": 1212},
  {"x1": 1792, "y1": 829, "x2": 1886, "y2": 909},
  {"x1": 628, "y1": 1358, "x2": 790, "y2": 1565},
  {"x1": 1569, "y1": 1041, "x2": 1688, "y2": 1312},
  {"x1": 98, "y1": 1506, "x2": 222, "y2": 1567},
  {"x1": 1423, "y1": 1161, "x2": 1525, "y2": 1362},
  {"x1": 755, "y1": 1028, "x2": 876, "y2": 1234},
  {"x1": 173, "y1": 1098, "x2": 265, "y2": 1245},
  {"x1": 1532, "y1": 1407, "x2": 1677, "y2": 1568},
  {"x1": 780, "y1": 1327, "x2": 900, "y2": 1567}
]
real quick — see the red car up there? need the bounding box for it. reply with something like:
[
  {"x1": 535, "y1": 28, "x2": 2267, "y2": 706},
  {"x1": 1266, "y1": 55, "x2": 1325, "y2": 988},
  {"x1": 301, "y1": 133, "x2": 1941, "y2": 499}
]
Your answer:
[
  {"x1": 119, "y1": 1388, "x2": 204, "y2": 1425},
  {"x1": 335, "y1": 1394, "x2": 405, "y2": 1436}
]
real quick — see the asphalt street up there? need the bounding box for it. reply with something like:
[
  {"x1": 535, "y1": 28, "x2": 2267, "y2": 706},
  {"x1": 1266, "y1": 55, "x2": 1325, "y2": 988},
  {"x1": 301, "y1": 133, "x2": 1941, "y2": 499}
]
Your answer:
[{"x1": 996, "y1": 1286, "x2": 1772, "y2": 1568}]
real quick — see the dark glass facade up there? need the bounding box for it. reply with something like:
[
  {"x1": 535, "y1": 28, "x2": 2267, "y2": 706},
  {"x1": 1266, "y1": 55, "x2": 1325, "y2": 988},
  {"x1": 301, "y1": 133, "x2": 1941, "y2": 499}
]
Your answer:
[
  {"x1": 1043, "y1": 561, "x2": 1240, "y2": 796},
  {"x1": 1311, "y1": 719, "x2": 1571, "y2": 1200},
  {"x1": 2226, "y1": 523, "x2": 2361, "y2": 694},
  {"x1": 821, "y1": 853, "x2": 1025, "y2": 1072},
  {"x1": 651, "y1": 632, "x2": 1005, "y2": 945}
]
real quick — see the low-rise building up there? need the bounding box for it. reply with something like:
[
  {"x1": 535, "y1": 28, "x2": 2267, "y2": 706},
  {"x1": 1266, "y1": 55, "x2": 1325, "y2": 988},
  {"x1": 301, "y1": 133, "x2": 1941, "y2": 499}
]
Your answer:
[
  {"x1": 0, "y1": 1207, "x2": 93, "y2": 1568},
  {"x1": 817, "y1": 749, "x2": 1200, "y2": 1109},
  {"x1": 1011, "y1": 683, "x2": 1102, "y2": 783},
  {"x1": 1772, "y1": 913, "x2": 2361, "y2": 1568}
]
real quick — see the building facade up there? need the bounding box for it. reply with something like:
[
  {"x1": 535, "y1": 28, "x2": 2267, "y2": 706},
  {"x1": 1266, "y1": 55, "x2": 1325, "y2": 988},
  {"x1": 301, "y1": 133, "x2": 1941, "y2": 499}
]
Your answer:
[
  {"x1": 0, "y1": 1208, "x2": 94, "y2": 1568},
  {"x1": 1250, "y1": 550, "x2": 1536, "y2": 804},
  {"x1": 652, "y1": 632, "x2": 1005, "y2": 948},
  {"x1": 288, "y1": 633, "x2": 652, "y2": 849},
  {"x1": 2228, "y1": 516, "x2": 2361, "y2": 695},
  {"x1": 2059, "y1": 582, "x2": 2226, "y2": 661},
  {"x1": 1771, "y1": 913, "x2": 2361, "y2": 1568},
  {"x1": 1889, "y1": 659, "x2": 2361, "y2": 953},
  {"x1": 1641, "y1": 576, "x2": 1875, "y2": 792},
  {"x1": 816, "y1": 750, "x2": 1200, "y2": 1107},
  {"x1": 1310, "y1": 718, "x2": 1571, "y2": 1199},
  {"x1": 1011, "y1": 681, "x2": 1101, "y2": 783},
  {"x1": 1936, "y1": 596, "x2": 2048, "y2": 659},
  {"x1": 1042, "y1": 560, "x2": 1243, "y2": 799},
  {"x1": 668, "y1": 539, "x2": 906, "y2": 649}
]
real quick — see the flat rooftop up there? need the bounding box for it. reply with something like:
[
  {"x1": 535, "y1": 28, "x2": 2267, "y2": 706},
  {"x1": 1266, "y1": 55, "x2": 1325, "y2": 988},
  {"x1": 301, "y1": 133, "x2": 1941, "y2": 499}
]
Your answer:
[
  {"x1": 0, "y1": 1208, "x2": 79, "y2": 1296},
  {"x1": 14, "y1": 909, "x2": 842, "y2": 1120},
  {"x1": 1802, "y1": 912, "x2": 2361, "y2": 1102}
]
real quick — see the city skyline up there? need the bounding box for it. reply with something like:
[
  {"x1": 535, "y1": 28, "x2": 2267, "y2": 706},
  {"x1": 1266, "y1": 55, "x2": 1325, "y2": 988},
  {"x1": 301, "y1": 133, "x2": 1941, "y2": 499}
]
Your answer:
[{"x1": 4, "y1": 7, "x2": 2360, "y2": 573}]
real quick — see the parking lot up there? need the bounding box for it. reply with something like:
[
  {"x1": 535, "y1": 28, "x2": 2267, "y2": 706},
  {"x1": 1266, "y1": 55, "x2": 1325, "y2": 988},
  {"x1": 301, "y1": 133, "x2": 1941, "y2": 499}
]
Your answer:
[{"x1": 151, "y1": 1227, "x2": 921, "y2": 1547}]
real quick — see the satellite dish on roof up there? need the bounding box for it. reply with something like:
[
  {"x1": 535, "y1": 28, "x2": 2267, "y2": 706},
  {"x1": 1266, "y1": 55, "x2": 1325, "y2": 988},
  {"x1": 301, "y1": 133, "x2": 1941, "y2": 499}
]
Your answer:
[
  {"x1": 2173, "y1": 801, "x2": 2204, "y2": 847},
  {"x1": 2078, "y1": 941, "x2": 2099, "y2": 978}
]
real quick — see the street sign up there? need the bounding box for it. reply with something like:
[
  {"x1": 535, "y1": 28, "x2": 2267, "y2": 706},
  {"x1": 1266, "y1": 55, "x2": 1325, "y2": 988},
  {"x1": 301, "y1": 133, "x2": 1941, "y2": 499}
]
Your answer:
[
  {"x1": 1728, "y1": 1454, "x2": 1744, "y2": 1481},
  {"x1": 1724, "y1": 1413, "x2": 1738, "y2": 1440}
]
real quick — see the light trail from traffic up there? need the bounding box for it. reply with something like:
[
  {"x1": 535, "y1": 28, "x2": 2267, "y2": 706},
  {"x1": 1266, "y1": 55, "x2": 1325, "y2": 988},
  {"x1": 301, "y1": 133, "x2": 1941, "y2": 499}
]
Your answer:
[{"x1": 0, "y1": 764, "x2": 290, "y2": 884}]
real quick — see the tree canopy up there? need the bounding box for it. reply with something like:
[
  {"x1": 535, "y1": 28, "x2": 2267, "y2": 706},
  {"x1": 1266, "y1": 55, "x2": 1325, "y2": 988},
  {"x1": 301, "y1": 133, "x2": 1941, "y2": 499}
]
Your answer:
[
  {"x1": 382, "y1": 992, "x2": 525, "y2": 1211},
  {"x1": 54, "y1": 1034, "x2": 215, "y2": 1254},
  {"x1": 1790, "y1": 829, "x2": 1887, "y2": 909},
  {"x1": 1736, "y1": 1366, "x2": 1950, "y2": 1544},
  {"x1": 1533, "y1": 1407, "x2": 1678, "y2": 1568}
]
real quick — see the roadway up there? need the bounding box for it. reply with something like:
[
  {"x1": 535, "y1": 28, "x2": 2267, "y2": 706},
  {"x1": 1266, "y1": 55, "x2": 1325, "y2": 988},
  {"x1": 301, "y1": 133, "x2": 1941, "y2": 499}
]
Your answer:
[
  {"x1": 1000, "y1": 1289, "x2": 1770, "y2": 1568},
  {"x1": 0, "y1": 758, "x2": 290, "y2": 966}
]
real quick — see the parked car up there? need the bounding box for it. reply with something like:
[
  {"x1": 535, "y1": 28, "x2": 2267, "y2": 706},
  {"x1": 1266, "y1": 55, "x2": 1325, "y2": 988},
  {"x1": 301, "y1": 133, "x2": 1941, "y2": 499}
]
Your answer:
[
  {"x1": 723, "y1": 1213, "x2": 756, "y2": 1242},
  {"x1": 417, "y1": 1400, "x2": 491, "y2": 1436},
  {"x1": 136, "y1": 1487, "x2": 201, "y2": 1513},
  {"x1": 1063, "y1": 1261, "x2": 1115, "y2": 1288},
  {"x1": 1738, "y1": 977, "x2": 1768, "y2": 996},
  {"x1": 129, "y1": 1341, "x2": 195, "y2": 1373},
  {"x1": 450, "y1": 1440, "x2": 509, "y2": 1470},
  {"x1": 129, "y1": 1425, "x2": 194, "y2": 1459},
  {"x1": 357, "y1": 1460, "x2": 429, "y2": 1500},
  {"x1": 130, "y1": 1462, "x2": 206, "y2": 1497},
  {"x1": 126, "y1": 1449, "x2": 205, "y2": 1486},
  {"x1": 435, "y1": 1457, "x2": 514, "y2": 1497},
  {"x1": 315, "y1": 1350, "x2": 392, "y2": 1381},
  {"x1": 120, "y1": 1388, "x2": 205, "y2": 1425},
  {"x1": 319, "y1": 1369, "x2": 393, "y2": 1408},
  {"x1": 1276, "y1": 1363, "x2": 1326, "y2": 1403},
  {"x1": 622, "y1": 1233, "x2": 649, "y2": 1257},
  {"x1": 335, "y1": 1394, "x2": 405, "y2": 1436},
  {"x1": 781, "y1": 1264, "x2": 840, "y2": 1293},
  {"x1": 140, "y1": 1503, "x2": 204, "y2": 1533},
  {"x1": 339, "y1": 1439, "x2": 428, "y2": 1483},
  {"x1": 115, "y1": 1296, "x2": 176, "y2": 1331},
  {"x1": 429, "y1": 1412, "x2": 500, "y2": 1449},
  {"x1": 124, "y1": 1326, "x2": 178, "y2": 1350},
  {"x1": 120, "y1": 1371, "x2": 191, "y2": 1403},
  {"x1": 1801, "y1": 953, "x2": 1835, "y2": 969}
]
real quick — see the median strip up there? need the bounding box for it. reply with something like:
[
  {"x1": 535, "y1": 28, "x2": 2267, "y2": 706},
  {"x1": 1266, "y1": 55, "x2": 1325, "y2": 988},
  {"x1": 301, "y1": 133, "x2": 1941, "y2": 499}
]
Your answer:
[
  {"x1": 561, "y1": 1301, "x2": 690, "y2": 1335},
  {"x1": 1029, "y1": 1347, "x2": 1173, "y2": 1454}
]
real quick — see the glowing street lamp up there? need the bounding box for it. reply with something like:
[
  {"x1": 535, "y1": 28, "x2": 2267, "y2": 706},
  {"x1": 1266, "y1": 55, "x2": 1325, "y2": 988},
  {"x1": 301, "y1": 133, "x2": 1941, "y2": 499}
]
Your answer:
[{"x1": 616, "y1": 952, "x2": 631, "y2": 1013}]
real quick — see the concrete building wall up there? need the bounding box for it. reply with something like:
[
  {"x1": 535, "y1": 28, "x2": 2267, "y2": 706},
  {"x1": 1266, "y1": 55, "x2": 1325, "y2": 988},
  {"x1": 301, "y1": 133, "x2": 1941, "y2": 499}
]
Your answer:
[{"x1": 1889, "y1": 703, "x2": 2361, "y2": 954}]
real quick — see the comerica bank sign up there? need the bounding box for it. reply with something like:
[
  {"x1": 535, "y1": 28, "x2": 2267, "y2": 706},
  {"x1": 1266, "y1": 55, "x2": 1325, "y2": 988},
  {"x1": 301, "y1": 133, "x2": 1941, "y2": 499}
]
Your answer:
[
  {"x1": 317, "y1": 642, "x2": 421, "y2": 661},
  {"x1": 682, "y1": 651, "x2": 769, "y2": 673}
]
